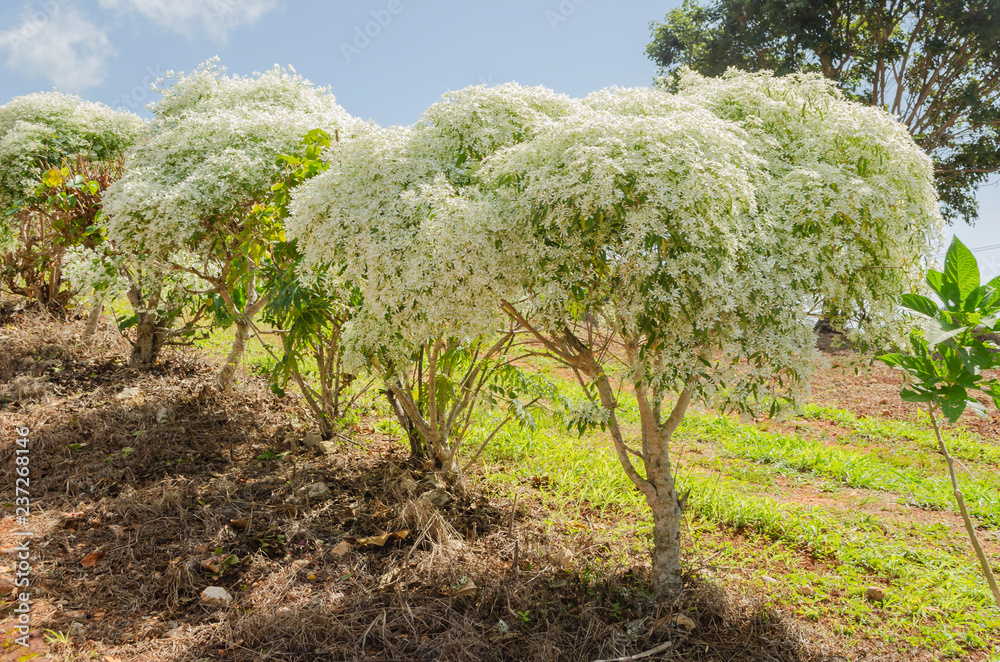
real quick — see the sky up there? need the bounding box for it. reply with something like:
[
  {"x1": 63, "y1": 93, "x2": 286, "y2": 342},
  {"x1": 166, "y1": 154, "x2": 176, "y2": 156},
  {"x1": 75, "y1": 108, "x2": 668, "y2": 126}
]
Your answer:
[{"x1": 0, "y1": 0, "x2": 997, "y2": 271}]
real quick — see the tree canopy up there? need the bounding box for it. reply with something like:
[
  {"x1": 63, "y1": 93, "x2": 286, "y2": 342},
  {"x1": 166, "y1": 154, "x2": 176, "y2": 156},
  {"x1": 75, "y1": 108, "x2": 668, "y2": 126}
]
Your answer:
[{"x1": 646, "y1": 0, "x2": 1000, "y2": 225}]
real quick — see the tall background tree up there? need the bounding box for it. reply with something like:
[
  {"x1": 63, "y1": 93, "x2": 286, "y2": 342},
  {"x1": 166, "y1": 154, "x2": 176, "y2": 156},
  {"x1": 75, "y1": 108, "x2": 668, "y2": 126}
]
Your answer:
[{"x1": 646, "y1": 0, "x2": 1000, "y2": 225}]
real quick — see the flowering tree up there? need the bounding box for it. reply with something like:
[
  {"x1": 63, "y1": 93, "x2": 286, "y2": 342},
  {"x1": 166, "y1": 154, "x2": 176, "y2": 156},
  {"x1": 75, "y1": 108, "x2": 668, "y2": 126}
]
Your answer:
[
  {"x1": 0, "y1": 92, "x2": 141, "y2": 311},
  {"x1": 104, "y1": 59, "x2": 356, "y2": 388},
  {"x1": 424, "y1": 74, "x2": 941, "y2": 596},
  {"x1": 288, "y1": 114, "x2": 548, "y2": 482}
]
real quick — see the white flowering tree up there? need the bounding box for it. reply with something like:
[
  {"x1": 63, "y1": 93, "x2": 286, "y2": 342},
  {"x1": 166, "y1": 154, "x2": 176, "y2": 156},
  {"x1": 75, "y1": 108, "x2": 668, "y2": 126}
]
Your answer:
[
  {"x1": 288, "y1": 113, "x2": 550, "y2": 481},
  {"x1": 104, "y1": 60, "x2": 356, "y2": 388},
  {"x1": 0, "y1": 92, "x2": 142, "y2": 312},
  {"x1": 413, "y1": 75, "x2": 940, "y2": 596}
]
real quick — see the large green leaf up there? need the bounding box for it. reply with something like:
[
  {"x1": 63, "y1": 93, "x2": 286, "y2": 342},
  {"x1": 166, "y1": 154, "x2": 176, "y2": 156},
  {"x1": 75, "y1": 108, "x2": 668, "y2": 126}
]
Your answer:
[
  {"x1": 943, "y1": 237, "x2": 980, "y2": 302},
  {"x1": 926, "y1": 269, "x2": 944, "y2": 299},
  {"x1": 923, "y1": 320, "x2": 968, "y2": 347},
  {"x1": 900, "y1": 293, "x2": 938, "y2": 318}
]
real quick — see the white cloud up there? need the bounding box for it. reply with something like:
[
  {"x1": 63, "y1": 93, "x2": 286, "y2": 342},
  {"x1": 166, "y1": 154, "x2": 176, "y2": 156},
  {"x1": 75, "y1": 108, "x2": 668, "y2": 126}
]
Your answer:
[
  {"x1": 0, "y1": 3, "x2": 115, "y2": 93},
  {"x1": 98, "y1": 0, "x2": 280, "y2": 42}
]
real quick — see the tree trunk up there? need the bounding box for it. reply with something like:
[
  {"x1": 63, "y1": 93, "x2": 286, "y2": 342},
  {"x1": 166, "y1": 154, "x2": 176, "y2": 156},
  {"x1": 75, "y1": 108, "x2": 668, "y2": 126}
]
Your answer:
[
  {"x1": 82, "y1": 300, "x2": 103, "y2": 340},
  {"x1": 217, "y1": 319, "x2": 250, "y2": 390},
  {"x1": 648, "y1": 486, "x2": 684, "y2": 596},
  {"x1": 129, "y1": 312, "x2": 167, "y2": 368}
]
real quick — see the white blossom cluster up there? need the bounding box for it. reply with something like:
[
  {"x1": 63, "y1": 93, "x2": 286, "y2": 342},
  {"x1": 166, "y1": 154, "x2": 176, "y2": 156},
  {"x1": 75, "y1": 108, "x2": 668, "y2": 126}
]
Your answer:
[
  {"x1": 289, "y1": 72, "x2": 941, "y2": 408},
  {"x1": 62, "y1": 245, "x2": 209, "y2": 316},
  {"x1": 104, "y1": 58, "x2": 358, "y2": 257},
  {"x1": 288, "y1": 123, "x2": 511, "y2": 368},
  {"x1": 0, "y1": 91, "x2": 143, "y2": 245}
]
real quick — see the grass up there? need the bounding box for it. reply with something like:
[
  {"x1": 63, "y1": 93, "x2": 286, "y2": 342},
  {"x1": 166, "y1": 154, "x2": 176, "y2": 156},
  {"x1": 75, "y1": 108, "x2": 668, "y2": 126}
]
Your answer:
[
  {"x1": 473, "y1": 390, "x2": 1000, "y2": 657},
  {"x1": 802, "y1": 403, "x2": 1000, "y2": 467},
  {"x1": 676, "y1": 413, "x2": 1000, "y2": 527}
]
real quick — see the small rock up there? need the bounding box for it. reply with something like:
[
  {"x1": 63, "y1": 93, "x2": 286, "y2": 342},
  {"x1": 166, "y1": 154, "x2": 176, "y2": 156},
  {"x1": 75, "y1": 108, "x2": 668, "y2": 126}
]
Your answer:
[
  {"x1": 420, "y1": 474, "x2": 444, "y2": 490},
  {"x1": 285, "y1": 496, "x2": 304, "y2": 506},
  {"x1": 290, "y1": 559, "x2": 310, "y2": 571},
  {"x1": 330, "y1": 540, "x2": 352, "y2": 557},
  {"x1": 421, "y1": 488, "x2": 452, "y2": 507},
  {"x1": 318, "y1": 441, "x2": 339, "y2": 455},
  {"x1": 798, "y1": 585, "x2": 815, "y2": 597},
  {"x1": 552, "y1": 548, "x2": 574, "y2": 570},
  {"x1": 864, "y1": 586, "x2": 886, "y2": 603},
  {"x1": 298, "y1": 482, "x2": 331, "y2": 501},
  {"x1": 200, "y1": 586, "x2": 233, "y2": 606},
  {"x1": 115, "y1": 387, "x2": 140, "y2": 400},
  {"x1": 302, "y1": 431, "x2": 322, "y2": 448},
  {"x1": 672, "y1": 613, "x2": 696, "y2": 631},
  {"x1": 156, "y1": 407, "x2": 173, "y2": 424}
]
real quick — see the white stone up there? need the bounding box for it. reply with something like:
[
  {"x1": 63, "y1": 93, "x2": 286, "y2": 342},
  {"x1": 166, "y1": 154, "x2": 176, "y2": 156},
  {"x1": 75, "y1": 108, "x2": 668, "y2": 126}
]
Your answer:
[{"x1": 200, "y1": 586, "x2": 233, "y2": 606}]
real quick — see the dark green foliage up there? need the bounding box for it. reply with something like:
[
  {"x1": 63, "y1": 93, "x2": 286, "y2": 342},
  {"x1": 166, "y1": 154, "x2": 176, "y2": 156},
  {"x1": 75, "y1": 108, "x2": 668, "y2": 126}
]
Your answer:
[{"x1": 646, "y1": 0, "x2": 1000, "y2": 225}]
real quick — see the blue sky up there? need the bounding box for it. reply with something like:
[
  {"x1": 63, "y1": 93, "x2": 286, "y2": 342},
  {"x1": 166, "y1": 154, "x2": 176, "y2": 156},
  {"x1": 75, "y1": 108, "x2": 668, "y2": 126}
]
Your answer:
[{"x1": 1, "y1": 0, "x2": 997, "y2": 270}]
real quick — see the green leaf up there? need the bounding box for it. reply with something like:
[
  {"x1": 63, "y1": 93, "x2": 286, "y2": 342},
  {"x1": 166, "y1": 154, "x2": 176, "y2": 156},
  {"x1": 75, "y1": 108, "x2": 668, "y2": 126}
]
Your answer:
[
  {"x1": 943, "y1": 236, "x2": 980, "y2": 302},
  {"x1": 900, "y1": 293, "x2": 938, "y2": 318},
  {"x1": 926, "y1": 270, "x2": 944, "y2": 299},
  {"x1": 900, "y1": 388, "x2": 935, "y2": 403},
  {"x1": 938, "y1": 384, "x2": 968, "y2": 423},
  {"x1": 923, "y1": 320, "x2": 968, "y2": 346},
  {"x1": 967, "y1": 399, "x2": 987, "y2": 419}
]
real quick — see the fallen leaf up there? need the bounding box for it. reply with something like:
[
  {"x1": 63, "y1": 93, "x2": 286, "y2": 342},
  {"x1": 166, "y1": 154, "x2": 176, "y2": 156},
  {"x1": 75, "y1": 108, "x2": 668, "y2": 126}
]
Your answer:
[
  {"x1": 200, "y1": 557, "x2": 223, "y2": 573},
  {"x1": 330, "y1": 541, "x2": 352, "y2": 557},
  {"x1": 453, "y1": 578, "x2": 478, "y2": 598},
  {"x1": 349, "y1": 529, "x2": 409, "y2": 547},
  {"x1": 81, "y1": 551, "x2": 105, "y2": 568},
  {"x1": 672, "y1": 614, "x2": 696, "y2": 631},
  {"x1": 379, "y1": 567, "x2": 403, "y2": 589},
  {"x1": 229, "y1": 517, "x2": 250, "y2": 529}
]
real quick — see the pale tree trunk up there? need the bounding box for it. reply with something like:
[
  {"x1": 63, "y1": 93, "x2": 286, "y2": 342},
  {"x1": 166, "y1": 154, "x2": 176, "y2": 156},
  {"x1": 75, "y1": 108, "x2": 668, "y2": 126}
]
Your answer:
[
  {"x1": 81, "y1": 299, "x2": 103, "y2": 341},
  {"x1": 129, "y1": 312, "x2": 168, "y2": 368},
  {"x1": 126, "y1": 285, "x2": 167, "y2": 369},
  {"x1": 649, "y1": 491, "x2": 684, "y2": 595},
  {"x1": 215, "y1": 284, "x2": 269, "y2": 391},
  {"x1": 217, "y1": 318, "x2": 250, "y2": 390},
  {"x1": 930, "y1": 407, "x2": 1000, "y2": 609}
]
